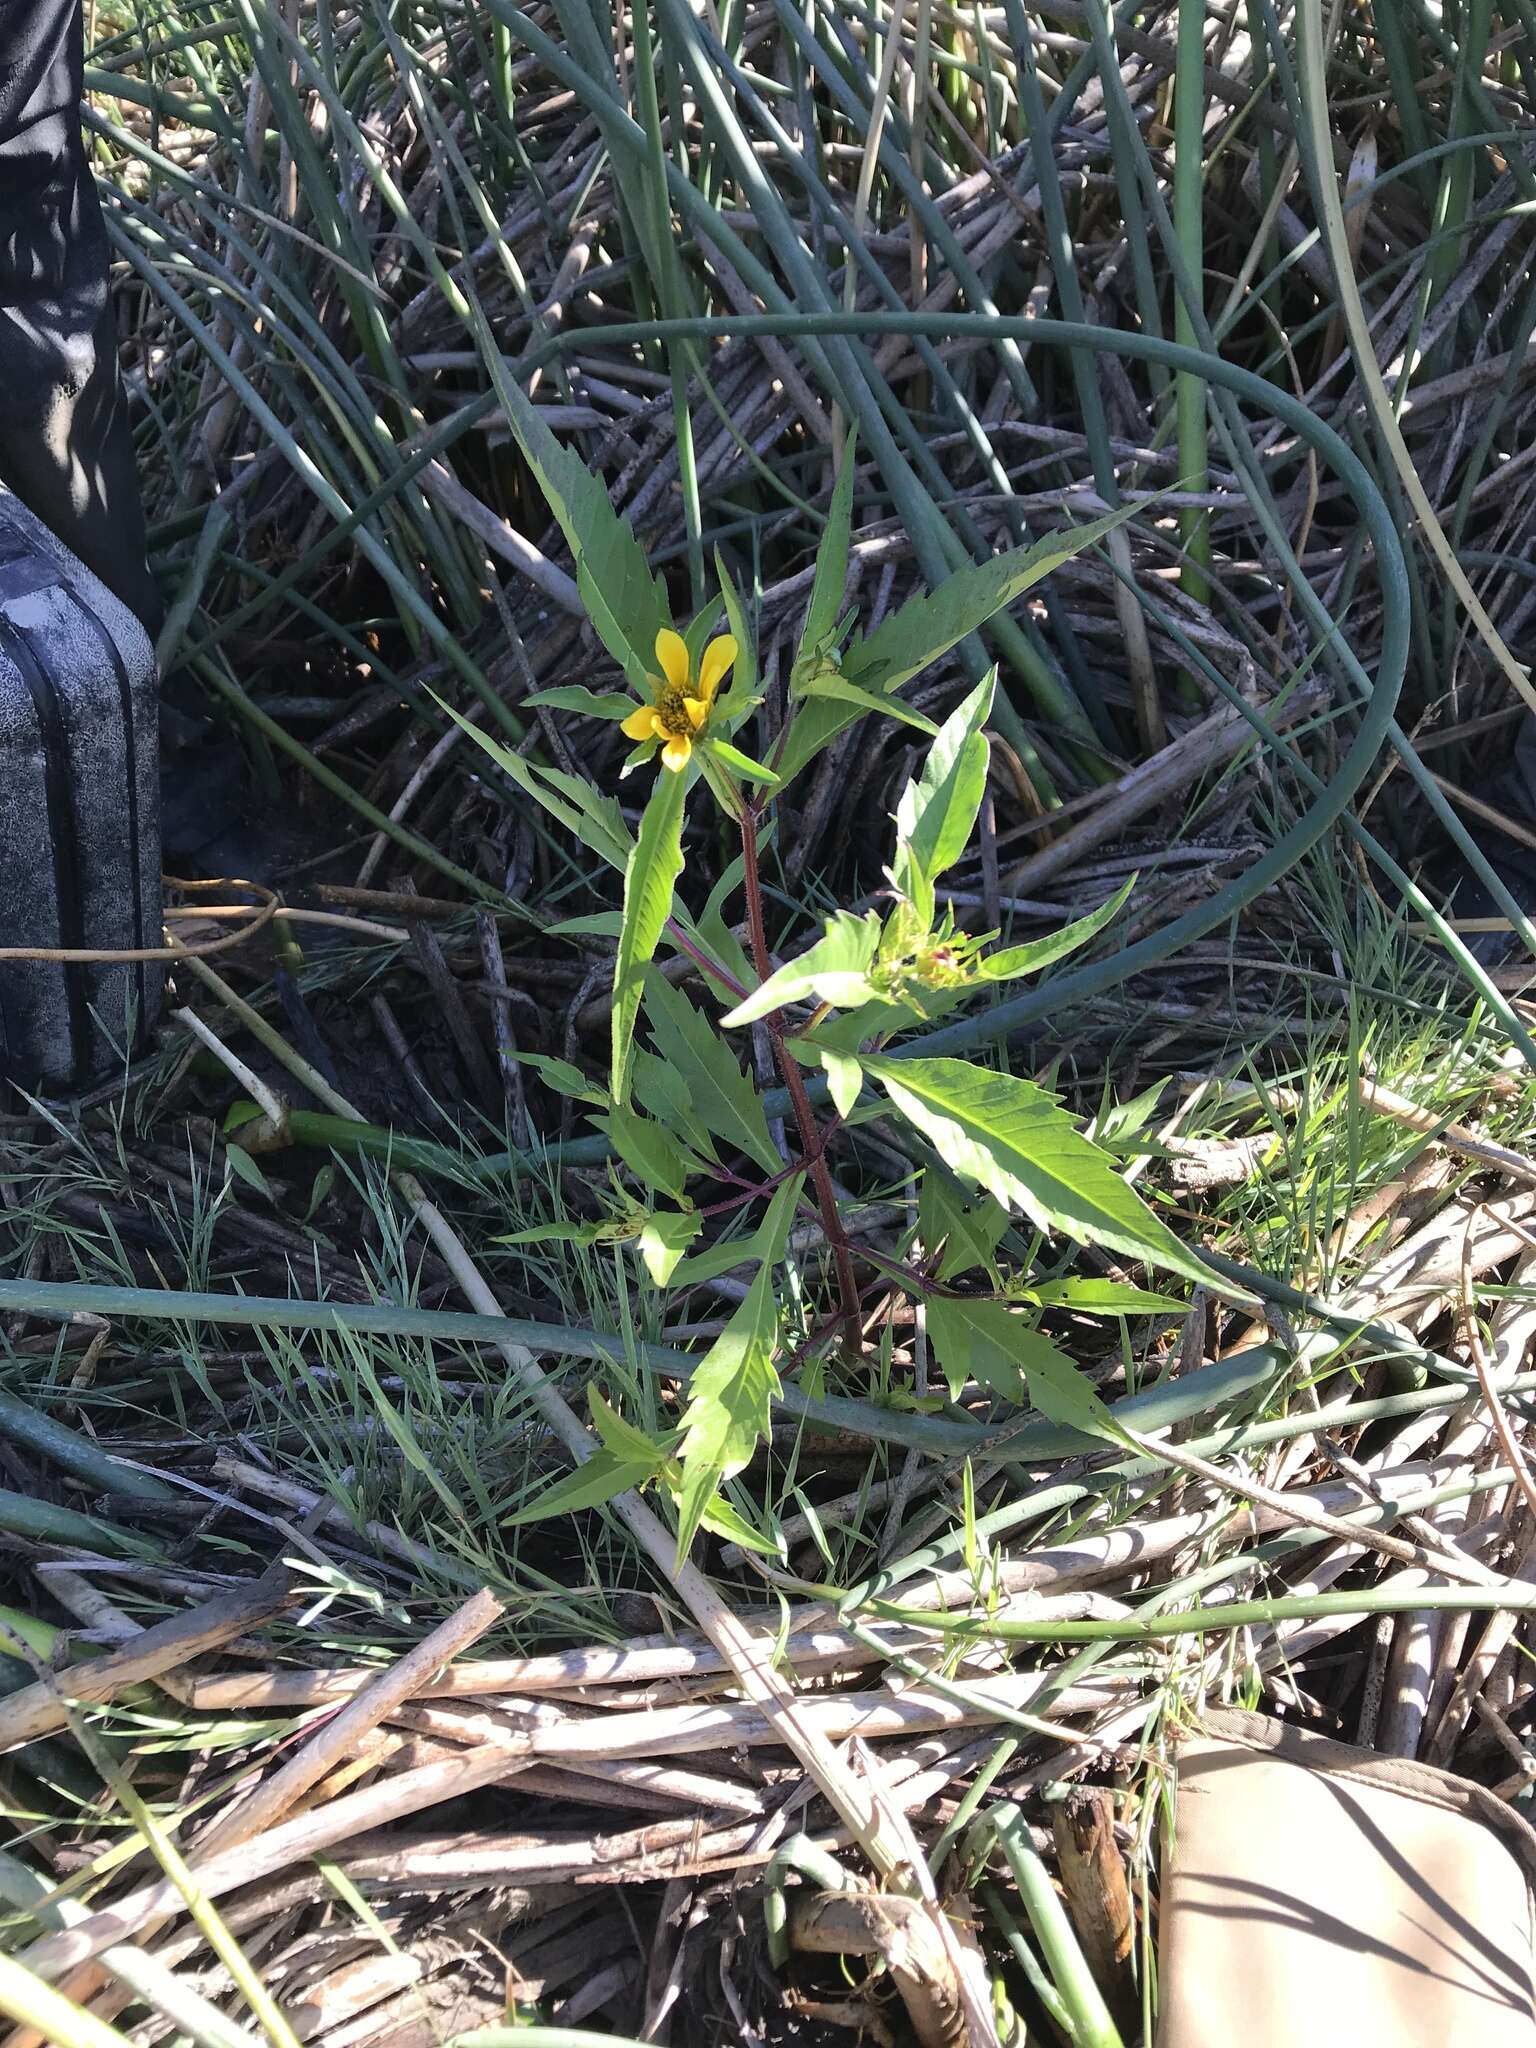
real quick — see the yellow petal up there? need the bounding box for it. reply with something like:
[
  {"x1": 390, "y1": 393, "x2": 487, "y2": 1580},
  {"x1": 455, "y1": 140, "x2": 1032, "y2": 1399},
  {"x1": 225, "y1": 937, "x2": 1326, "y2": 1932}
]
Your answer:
[
  {"x1": 683, "y1": 695, "x2": 708, "y2": 729},
  {"x1": 698, "y1": 634, "x2": 738, "y2": 701},
  {"x1": 660, "y1": 733, "x2": 692, "y2": 772},
  {"x1": 622, "y1": 705, "x2": 662, "y2": 741},
  {"x1": 655, "y1": 628, "x2": 690, "y2": 692}
]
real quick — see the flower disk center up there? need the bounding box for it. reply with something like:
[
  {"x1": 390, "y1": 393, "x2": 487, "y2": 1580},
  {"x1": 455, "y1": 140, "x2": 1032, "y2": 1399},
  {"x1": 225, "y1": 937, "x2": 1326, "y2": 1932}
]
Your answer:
[{"x1": 655, "y1": 686, "x2": 694, "y2": 735}]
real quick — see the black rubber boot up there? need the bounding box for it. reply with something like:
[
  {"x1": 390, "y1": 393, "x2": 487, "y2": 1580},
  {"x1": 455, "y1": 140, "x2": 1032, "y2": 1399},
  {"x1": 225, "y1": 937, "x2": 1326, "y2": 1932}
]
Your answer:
[{"x1": 0, "y1": 0, "x2": 159, "y2": 634}]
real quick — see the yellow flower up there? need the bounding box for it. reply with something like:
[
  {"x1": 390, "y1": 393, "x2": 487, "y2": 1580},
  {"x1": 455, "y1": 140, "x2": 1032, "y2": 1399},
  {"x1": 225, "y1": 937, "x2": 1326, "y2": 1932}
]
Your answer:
[{"x1": 621, "y1": 628, "x2": 737, "y2": 772}]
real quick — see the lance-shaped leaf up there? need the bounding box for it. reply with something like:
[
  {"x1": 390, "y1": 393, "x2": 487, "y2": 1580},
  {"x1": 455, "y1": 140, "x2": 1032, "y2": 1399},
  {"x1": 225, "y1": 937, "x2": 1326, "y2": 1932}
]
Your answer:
[
  {"x1": 925, "y1": 1294, "x2": 1116, "y2": 1438},
  {"x1": 612, "y1": 766, "x2": 689, "y2": 1102},
  {"x1": 498, "y1": 378, "x2": 670, "y2": 692},
  {"x1": 674, "y1": 1260, "x2": 780, "y2": 1562},
  {"x1": 866, "y1": 1056, "x2": 1217, "y2": 1289},
  {"x1": 978, "y1": 877, "x2": 1134, "y2": 982},
  {"x1": 436, "y1": 694, "x2": 634, "y2": 874},
  {"x1": 842, "y1": 505, "x2": 1137, "y2": 697},
  {"x1": 894, "y1": 672, "x2": 995, "y2": 907},
  {"x1": 643, "y1": 973, "x2": 781, "y2": 1172},
  {"x1": 721, "y1": 910, "x2": 882, "y2": 1027},
  {"x1": 795, "y1": 433, "x2": 857, "y2": 670}
]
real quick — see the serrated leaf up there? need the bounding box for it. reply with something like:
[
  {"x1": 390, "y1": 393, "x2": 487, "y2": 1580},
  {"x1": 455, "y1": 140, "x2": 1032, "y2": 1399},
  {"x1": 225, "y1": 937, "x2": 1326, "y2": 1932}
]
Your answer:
[
  {"x1": 867, "y1": 1056, "x2": 1216, "y2": 1288},
  {"x1": 613, "y1": 766, "x2": 689, "y2": 1101},
  {"x1": 843, "y1": 505, "x2": 1137, "y2": 697},
  {"x1": 666, "y1": 1172, "x2": 804, "y2": 1288},
  {"x1": 498, "y1": 378, "x2": 670, "y2": 691},
  {"x1": 979, "y1": 877, "x2": 1134, "y2": 982},
  {"x1": 525, "y1": 687, "x2": 640, "y2": 719},
  {"x1": 925, "y1": 1295, "x2": 1115, "y2": 1437},
  {"x1": 436, "y1": 694, "x2": 633, "y2": 873},
  {"x1": 588, "y1": 1388, "x2": 672, "y2": 1467},
  {"x1": 1026, "y1": 1279, "x2": 1181, "y2": 1314},
  {"x1": 590, "y1": 1101, "x2": 696, "y2": 1200},
  {"x1": 721, "y1": 910, "x2": 882, "y2": 1027},
  {"x1": 631, "y1": 1046, "x2": 720, "y2": 1163},
  {"x1": 895, "y1": 673, "x2": 995, "y2": 908},
  {"x1": 643, "y1": 973, "x2": 781, "y2": 1172},
  {"x1": 918, "y1": 1170, "x2": 1010, "y2": 1282},
  {"x1": 675, "y1": 1260, "x2": 780, "y2": 1562},
  {"x1": 796, "y1": 433, "x2": 856, "y2": 668},
  {"x1": 637, "y1": 1208, "x2": 704, "y2": 1286},
  {"x1": 504, "y1": 1448, "x2": 655, "y2": 1525},
  {"x1": 799, "y1": 673, "x2": 940, "y2": 735}
]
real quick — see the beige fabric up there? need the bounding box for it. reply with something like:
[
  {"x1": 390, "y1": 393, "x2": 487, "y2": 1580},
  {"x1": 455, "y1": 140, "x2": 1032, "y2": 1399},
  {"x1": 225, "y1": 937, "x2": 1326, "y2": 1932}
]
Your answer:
[{"x1": 1158, "y1": 1707, "x2": 1536, "y2": 2047}]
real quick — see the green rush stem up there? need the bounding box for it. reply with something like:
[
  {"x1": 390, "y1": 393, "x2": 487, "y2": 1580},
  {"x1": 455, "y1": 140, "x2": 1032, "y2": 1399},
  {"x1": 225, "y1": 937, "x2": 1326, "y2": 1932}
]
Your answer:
[
  {"x1": 1173, "y1": 0, "x2": 1211, "y2": 602},
  {"x1": 739, "y1": 804, "x2": 863, "y2": 1350}
]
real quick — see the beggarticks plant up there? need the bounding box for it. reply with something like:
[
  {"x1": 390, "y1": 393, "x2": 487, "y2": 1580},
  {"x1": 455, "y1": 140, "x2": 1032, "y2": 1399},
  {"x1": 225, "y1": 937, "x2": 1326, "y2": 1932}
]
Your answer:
[{"x1": 446, "y1": 394, "x2": 1233, "y2": 1562}]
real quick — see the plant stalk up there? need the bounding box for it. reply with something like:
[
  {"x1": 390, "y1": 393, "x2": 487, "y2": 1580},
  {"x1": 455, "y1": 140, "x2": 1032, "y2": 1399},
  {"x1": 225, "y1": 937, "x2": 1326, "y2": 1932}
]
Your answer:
[{"x1": 738, "y1": 804, "x2": 863, "y2": 1350}]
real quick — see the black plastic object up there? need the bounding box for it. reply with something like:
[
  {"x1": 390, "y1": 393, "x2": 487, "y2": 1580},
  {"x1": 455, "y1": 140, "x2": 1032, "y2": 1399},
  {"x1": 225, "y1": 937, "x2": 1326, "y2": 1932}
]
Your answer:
[
  {"x1": 0, "y1": 483, "x2": 160, "y2": 1089},
  {"x1": 0, "y1": 0, "x2": 159, "y2": 631}
]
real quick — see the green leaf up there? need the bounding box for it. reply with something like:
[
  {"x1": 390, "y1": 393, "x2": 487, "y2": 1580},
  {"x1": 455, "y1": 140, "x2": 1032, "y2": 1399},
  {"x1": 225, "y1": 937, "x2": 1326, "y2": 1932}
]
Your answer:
[
  {"x1": 1026, "y1": 1279, "x2": 1182, "y2": 1314},
  {"x1": 302, "y1": 1163, "x2": 336, "y2": 1222},
  {"x1": 918, "y1": 1170, "x2": 1010, "y2": 1282},
  {"x1": 796, "y1": 433, "x2": 856, "y2": 668},
  {"x1": 798, "y1": 673, "x2": 940, "y2": 735},
  {"x1": 590, "y1": 1101, "x2": 696, "y2": 1200},
  {"x1": 675, "y1": 1260, "x2": 780, "y2": 1562},
  {"x1": 504, "y1": 1448, "x2": 655, "y2": 1526},
  {"x1": 704, "y1": 737, "x2": 781, "y2": 787},
  {"x1": 613, "y1": 766, "x2": 689, "y2": 1101},
  {"x1": 714, "y1": 553, "x2": 759, "y2": 721},
  {"x1": 631, "y1": 1047, "x2": 720, "y2": 1164},
  {"x1": 525, "y1": 686, "x2": 640, "y2": 720},
  {"x1": 979, "y1": 878, "x2": 1135, "y2": 982},
  {"x1": 683, "y1": 604, "x2": 724, "y2": 672},
  {"x1": 643, "y1": 973, "x2": 782, "y2": 1172},
  {"x1": 843, "y1": 506, "x2": 1137, "y2": 697},
  {"x1": 436, "y1": 695, "x2": 633, "y2": 873},
  {"x1": 588, "y1": 1388, "x2": 673, "y2": 1467},
  {"x1": 497, "y1": 1220, "x2": 607, "y2": 1250},
  {"x1": 818, "y1": 1047, "x2": 864, "y2": 1121},
  {"x1": 866, "y1": 1056, "x2": 1217, "y2": 1288},
  {"x1": 497, "y1": 378, "x2": 670, "y2": 691},
  {"x1": 721, "y1": 910, "x2": 882, "y2": 1027},
  {"x1": 548, "y1": 911, "x2": 623, "y2": 938},
  {"x1": 697, "y1": 1490, "x2": 781, "y2": 1556},
  {"x1": 637, "y1": 1208, "x2": 704, "y2": 1286},
  {"x1": 507, "y1": 1049, "x2": 606, "y2": 1105},
  {"x1": 895, "y1": 672, "x2": 995, "y2": 906},
  {"x1": 925, "y1": 1295, "x2": 1116, "y2": 1437},
  {"x1": 224, "y1": 1145, "x2": 272, "y2": 1197},
  {"x1": 666, "y1": 1173, "x2": 804, "y2": 1289},
  {"x1": 692, "y1": 850, "x2": 755, "y2": 994}
]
